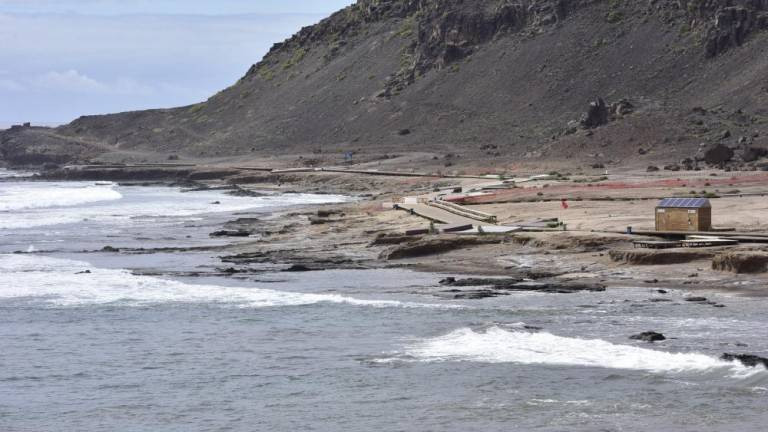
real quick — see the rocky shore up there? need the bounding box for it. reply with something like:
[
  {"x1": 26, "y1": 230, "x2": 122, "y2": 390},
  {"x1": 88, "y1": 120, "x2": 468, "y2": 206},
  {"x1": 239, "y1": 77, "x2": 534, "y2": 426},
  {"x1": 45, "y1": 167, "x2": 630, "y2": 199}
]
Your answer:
[{"x1": 8, "y1": 164, "x2": 768, "y2": 299}]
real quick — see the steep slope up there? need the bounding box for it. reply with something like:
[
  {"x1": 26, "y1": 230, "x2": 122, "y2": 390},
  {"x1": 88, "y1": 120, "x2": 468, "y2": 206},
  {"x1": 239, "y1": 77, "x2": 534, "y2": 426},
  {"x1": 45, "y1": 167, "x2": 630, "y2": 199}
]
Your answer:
[{"x1": 2, "y1": 0, "x2": 768, "y2": 170}]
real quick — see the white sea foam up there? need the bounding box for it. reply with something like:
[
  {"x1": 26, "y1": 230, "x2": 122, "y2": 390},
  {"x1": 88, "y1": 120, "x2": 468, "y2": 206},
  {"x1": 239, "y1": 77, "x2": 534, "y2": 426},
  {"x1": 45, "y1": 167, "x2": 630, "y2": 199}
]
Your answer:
[
  {"x1": 0, "y1": 182, "x2": 349, "y2": 229},
  {"x1": 397, "y1": 326, "x2": 767, "y2": 378},
  {"x1": 0, "y1": 254, "x2": 454, "y2": 310},
  {"x1": 0, "y1": 182, "x2": 122, "y2": 211},
  {"x1": 0, "y1": 168, "x2": 36, "y2": 178}
]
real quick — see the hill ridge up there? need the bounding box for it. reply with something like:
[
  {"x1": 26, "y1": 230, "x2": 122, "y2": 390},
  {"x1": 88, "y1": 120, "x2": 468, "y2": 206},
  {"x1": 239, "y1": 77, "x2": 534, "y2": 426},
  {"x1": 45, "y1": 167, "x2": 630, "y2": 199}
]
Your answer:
[{"x1": 2, "y1": 0, "x2": 768, "y2": 171}]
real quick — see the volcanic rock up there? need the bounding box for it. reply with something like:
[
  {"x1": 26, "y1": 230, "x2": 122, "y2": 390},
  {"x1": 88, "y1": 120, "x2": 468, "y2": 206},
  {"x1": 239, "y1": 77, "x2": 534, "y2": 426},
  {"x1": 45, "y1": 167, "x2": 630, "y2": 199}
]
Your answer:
[
  {"x1": 712, "y1": 251, "x2": 768, "y2": 274},
  {"x1": 699, "y1": 143, "x2": 734, "y2": 165},
  {"x1": 580, "y1": 97, "x2": 609, "y2": 129},
  {"x1": 721, "y1": 353, "x2": 768, "y2": 368},
  {"x1": 611, "y1": 99, "x2": 634, "y2": 116},
  {"x1": 282, "y1": 264, "x2": 314, "y2": 272},
  {"x1": 210, "y1": 230, "x2": 251, "y2": 237},
  {"x1": 629, "y1": 331, "x2": 666, "y2": 343},
  {"x1": 380, "y1": 236, "x2": 505, "y2": 260}
]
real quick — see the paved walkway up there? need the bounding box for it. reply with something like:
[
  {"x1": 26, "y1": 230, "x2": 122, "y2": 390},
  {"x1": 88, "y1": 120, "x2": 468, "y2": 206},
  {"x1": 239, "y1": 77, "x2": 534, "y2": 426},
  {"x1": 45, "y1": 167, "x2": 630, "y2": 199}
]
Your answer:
[{"x1": 396, "y1": 203, "x2": 483, "y2": 226}]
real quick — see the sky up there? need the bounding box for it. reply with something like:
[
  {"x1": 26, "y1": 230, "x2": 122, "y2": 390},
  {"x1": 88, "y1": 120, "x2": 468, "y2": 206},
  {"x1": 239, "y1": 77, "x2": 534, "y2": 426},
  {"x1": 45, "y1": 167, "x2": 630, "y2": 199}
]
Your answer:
[{"x1": 0, "y1": 0, "x2": 354, "y2": 127}]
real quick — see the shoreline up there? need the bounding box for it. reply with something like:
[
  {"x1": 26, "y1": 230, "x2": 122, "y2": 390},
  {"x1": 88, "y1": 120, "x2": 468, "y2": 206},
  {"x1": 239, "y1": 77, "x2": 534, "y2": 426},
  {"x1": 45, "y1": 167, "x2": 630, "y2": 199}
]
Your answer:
[{"x1": 4, "y1": 165, "x2": 768, "y2": 299}]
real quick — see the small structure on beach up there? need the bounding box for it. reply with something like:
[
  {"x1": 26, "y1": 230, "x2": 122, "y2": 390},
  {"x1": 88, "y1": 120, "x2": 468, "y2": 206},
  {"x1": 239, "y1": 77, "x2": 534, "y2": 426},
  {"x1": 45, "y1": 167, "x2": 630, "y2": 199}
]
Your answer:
[{"x1": 655, "y1": 198, "x2": 712, "y2": 232}]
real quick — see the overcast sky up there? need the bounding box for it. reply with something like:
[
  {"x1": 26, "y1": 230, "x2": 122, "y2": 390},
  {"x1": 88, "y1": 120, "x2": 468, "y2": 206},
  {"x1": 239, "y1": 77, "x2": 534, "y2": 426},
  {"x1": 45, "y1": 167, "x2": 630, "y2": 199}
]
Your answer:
[{"x1": 0, "y1": 0, "x2": 354, "y2": 127}]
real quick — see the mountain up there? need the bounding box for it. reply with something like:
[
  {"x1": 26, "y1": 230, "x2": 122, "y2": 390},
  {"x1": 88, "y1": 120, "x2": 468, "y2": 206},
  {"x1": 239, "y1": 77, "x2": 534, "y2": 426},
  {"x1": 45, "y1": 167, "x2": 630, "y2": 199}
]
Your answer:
[{"x1": 2, "y1": 0, "x2": 768, "y2": 171}]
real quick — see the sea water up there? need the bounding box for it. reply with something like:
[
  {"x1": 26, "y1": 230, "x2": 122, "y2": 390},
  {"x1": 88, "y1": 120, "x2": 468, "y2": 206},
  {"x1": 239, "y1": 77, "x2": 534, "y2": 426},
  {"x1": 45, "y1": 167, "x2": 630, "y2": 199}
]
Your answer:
[{"x1": 1, "y1": 175, "x2": 768, "y2": 431}]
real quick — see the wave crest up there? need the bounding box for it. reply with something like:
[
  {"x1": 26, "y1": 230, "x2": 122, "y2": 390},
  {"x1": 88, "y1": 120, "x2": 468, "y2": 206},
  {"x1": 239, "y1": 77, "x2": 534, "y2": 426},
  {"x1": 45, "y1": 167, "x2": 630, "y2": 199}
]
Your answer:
[
  {"x1": 396, "y1": 326, "x2": 767, "y2": 378},
  {"x1": 0, "y1": 254, "x2": 454, "y2": 310},
  {"x1": 0, "y1": 182, "x2": 122, "y2": 211}
]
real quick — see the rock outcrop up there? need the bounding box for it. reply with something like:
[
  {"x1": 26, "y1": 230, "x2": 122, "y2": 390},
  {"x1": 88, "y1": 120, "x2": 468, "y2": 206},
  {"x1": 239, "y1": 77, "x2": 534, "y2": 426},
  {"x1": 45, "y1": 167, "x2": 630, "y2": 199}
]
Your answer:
[
  {"x1": 698, "y1": 2, "x2": 768, "y2": 57},
  {"x1": 712, "y1": 251, "x2": 768, "y2": 273},
  {"x1": 629, "y1": 331, "x2": 666, "y2": 343},
  {"x1": 609, "y1": 249, "x2": 715, "y2": 265},
  {"x1": 437, "y1": 276, "x2": 605, "y2": 297},
  {"x1": 721, "y1": 353, "x2": 768, "y2": 368},
  {"x1": 380, "y1": 235, "x2": 505, "y2": 259},
  {"x1": 580, "y1": 98, "x2": 610, "y2": 129}
]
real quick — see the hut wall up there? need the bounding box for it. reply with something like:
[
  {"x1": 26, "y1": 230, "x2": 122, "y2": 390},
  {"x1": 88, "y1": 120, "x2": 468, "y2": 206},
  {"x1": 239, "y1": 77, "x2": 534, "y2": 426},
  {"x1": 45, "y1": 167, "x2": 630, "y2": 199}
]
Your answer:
[{"x1": 655, "y1": 207, "x2": 711, "y2": 231}]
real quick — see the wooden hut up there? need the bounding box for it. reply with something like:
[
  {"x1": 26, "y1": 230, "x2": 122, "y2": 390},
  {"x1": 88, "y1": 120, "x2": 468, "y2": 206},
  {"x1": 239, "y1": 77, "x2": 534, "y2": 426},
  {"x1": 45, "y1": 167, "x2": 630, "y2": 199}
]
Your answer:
[{"x1": 655, "y1": 198, "x2": 712, "y2": 232}]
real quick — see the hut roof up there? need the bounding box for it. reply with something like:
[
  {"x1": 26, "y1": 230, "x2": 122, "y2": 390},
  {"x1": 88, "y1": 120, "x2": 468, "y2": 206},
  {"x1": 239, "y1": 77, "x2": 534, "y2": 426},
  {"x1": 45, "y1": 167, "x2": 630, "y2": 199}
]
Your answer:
[{"x1": 657, "y1": 198, "x2": 711, "y2": 209}]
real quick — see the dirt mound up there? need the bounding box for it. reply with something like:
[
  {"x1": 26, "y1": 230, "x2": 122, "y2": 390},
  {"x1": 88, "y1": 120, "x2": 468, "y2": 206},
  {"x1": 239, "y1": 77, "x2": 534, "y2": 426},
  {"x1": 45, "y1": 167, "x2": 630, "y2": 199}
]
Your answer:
[{"x1": 712, "y1": 251, "x2": 768, "y2": 273}]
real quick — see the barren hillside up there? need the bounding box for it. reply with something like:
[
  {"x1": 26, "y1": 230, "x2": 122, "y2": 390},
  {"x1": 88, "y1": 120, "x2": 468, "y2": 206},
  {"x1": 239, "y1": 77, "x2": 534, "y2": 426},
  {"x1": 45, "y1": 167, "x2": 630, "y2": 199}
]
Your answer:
[{"x1": 2, "y1": 0, "x2": 768, "y2": 171}]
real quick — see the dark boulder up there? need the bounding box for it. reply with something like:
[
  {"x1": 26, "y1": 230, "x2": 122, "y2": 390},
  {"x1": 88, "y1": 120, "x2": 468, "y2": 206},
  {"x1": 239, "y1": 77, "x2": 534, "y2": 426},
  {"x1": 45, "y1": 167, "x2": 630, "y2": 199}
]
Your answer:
[
  {"x1": 282, "y1": 264, "x2": 314, "y2": 272},
  {"x1": 700, "y1": 144, "x2": 734, "y2": 165},
  {"x1": 580, "y1": 97, "x2": 609, "y2": 129},
  {"x1": 630, "y1": 331, "x2": 666, "y2": 342},
  {"x1": 740, "y1": 146, "x2": 768, "y2": 163},
  {"x1": 721, "y1": 353, "x2": 768, "y2": 368}
]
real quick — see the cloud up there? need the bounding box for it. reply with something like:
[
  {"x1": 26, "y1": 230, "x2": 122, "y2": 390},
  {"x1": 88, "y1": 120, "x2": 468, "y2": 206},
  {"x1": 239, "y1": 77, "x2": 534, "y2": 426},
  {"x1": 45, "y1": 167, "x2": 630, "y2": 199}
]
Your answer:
[
  {"x1": 0, "y1": 6, "x2": 349, "y2": 124},
  {"x1": 32, "y1": 69, "x2": 106, "y2": 92},
  {"x1": 30, "y1": 70, "x2": 154, "y2": 95}
]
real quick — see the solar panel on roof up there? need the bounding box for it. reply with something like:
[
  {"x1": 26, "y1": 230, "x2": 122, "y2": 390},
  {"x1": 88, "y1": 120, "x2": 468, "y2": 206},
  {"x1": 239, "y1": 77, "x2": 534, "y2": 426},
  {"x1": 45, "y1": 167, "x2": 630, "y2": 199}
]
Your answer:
[{"x1": 658, "y1": 197, "x2": 710, "y2": 208}]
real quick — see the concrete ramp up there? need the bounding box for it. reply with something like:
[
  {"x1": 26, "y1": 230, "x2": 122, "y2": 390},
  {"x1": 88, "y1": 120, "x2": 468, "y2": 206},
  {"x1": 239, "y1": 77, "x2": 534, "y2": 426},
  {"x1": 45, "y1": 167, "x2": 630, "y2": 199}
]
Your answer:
[{"x1": 396, "y1": 203, "x2": 482, "y2": 226}]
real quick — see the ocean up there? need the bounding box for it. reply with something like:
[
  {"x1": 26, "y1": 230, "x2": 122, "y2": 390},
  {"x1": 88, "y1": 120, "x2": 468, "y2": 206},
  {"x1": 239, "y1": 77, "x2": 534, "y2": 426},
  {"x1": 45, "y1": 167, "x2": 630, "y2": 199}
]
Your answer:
[{"x1": 1, "y1": 171, "x2": 767, "y2": 431}]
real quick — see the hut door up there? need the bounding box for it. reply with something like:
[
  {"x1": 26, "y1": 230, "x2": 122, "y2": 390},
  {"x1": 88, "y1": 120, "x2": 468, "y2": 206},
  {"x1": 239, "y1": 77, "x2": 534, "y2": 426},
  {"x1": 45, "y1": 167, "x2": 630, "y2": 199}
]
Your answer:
[{"x1": 688, "y1": 209, "x2": 696, "y2": 230}]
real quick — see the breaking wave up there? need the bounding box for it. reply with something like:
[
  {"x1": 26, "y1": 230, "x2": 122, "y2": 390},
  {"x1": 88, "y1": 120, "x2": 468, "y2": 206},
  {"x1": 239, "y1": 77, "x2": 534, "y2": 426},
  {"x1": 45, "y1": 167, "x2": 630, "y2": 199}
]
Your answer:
[
  {"x1": 0, "y1": 254, "x2": 454, "y2": 310},
  {"x1": 0, "y1": 182, "x2": 349, "y2": 229},
  {"x1": 393, "y1": 326, "x2": 767, "y2": 378},
  {"x1": 0, "y1": 182, "x2": 122, "y2": 211}
]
